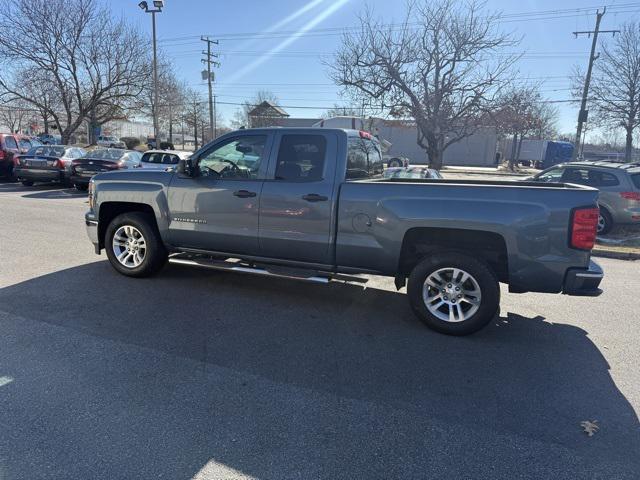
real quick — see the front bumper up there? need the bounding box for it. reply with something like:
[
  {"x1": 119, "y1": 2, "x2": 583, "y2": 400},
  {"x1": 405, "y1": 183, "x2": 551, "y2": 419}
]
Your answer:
[
  {"x1": 563, "y1": 259, "x2": 603, "y2": 296},
  {"x1": 85, "y1": 210, "x2": 100, "y2": 254}
]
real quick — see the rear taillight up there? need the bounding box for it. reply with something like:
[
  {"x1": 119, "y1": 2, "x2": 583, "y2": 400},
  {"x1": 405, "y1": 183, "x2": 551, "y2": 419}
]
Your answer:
[
  {"x1": 571, "y1": 207, "x2": 599, "y2": 250},
  {"x1": 0, "y1": 150, "x2": 4, "y2": 160},
  {"x1": 620, "y1": 191, "x2": 640, "y2": 201}
]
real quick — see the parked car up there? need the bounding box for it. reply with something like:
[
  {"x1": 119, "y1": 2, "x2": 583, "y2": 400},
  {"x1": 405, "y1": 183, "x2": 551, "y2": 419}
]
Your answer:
[
  {"x1": 384, "y1": 166, "x2": 443, "y2": 179},
  {"x1": 85, "y1": 128, "x2": 603, "y2": 336},
  {"x1": 96, "y1": 135, "x2": 126, "y2": 149},
  {"x1": 71, "y1": 148, "x2": 142, "y2": 191},
  {"x1": 139, "y1": 150, "x2": 191, "y2": 171},
  {"x1": 0, "y1": 133, "x2": 22, "y2": 180},
  {"x1": 38, "y1": 133, "x2": 62, "y2": 145},
  {"x1": 14, "y1": 145, "x2": 86, "y2": 187},
  {"x1": 527, "y1": 161, "x2": 640, "y2": 234},
  {"x1": 17, "y1": 135, "x2": 41, "y2": 153}
]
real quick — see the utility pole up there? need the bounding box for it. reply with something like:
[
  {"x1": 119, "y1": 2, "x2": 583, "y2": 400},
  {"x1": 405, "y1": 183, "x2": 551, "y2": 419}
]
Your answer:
[
  {"x1": 572, "y1": 8, "x2": 619, "y2": 160},
  {"x1": 201, "y1": 36, "x2": 220, "y2": 142},
  {"x1": 139, "y1": 1, "x2": 164, "y2": 147}
]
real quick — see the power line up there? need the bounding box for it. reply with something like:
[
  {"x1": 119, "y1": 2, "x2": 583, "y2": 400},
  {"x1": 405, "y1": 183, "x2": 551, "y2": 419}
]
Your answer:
[{"x1": 157, "y1": 3, "x2": 640, "y2": 44}]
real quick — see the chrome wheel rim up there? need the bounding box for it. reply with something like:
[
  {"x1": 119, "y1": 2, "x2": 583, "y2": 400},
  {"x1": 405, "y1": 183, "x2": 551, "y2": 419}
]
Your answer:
[
  {"x1": 597, "y1": 214, "x2": 606, "y2": 233},
  {"x1": 422, "y1": 268, "x2": 482, "y2": 323},
  {"x1": 112, "y1": 225, "x2": 146, "y2": 268}
]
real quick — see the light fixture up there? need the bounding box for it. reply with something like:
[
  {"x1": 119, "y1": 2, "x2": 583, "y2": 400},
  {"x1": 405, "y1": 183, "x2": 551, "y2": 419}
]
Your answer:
[
  {"x1": 153, "y1": 0, "x2": 164, "y2": 8},
  {"x1": 138, "y1": 1, "x2": 148, "y2": 10}
]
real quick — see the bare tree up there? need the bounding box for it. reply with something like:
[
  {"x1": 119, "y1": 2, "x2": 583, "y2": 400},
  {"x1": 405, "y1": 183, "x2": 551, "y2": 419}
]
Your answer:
[
  {"x1": 0, "y1": 0, "x2": 149, "y2": 144},
  {"x1": 322, "y1": 103, "x2": 362, "y2": 118},
  {"x1": 0, "y1": 100, "x2": 30, "y2": 133},
  {"x1": 573, "y1": 22, "x2": 640, "y2": 161},
  {"x1": 493, "y1": 84, "x2": 558, "y2": 170},
  {"x1": 184, "y1": 89, "x2": 207, "y2": 150},
  {"x1": 330, "y1": 0, "x2": 519, "y2": 169}
]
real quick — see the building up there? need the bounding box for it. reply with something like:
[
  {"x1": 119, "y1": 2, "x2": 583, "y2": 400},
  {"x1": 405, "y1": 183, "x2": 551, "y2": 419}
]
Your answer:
[
  {"x1": 278, "y1": 115, "x2": 498, "y2": 167},
  {"x1": 248, "y1": 101, "x2": 290, "y2": 128}
]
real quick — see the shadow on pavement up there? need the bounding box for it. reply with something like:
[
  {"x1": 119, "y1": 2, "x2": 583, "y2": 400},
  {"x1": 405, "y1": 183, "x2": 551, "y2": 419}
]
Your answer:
[
  {"x1": 0, "y1": 181, "x2": 85, "y2": 198},
  {"x1": 0, "y1": 261, "x2": 638, "y2": 478}
]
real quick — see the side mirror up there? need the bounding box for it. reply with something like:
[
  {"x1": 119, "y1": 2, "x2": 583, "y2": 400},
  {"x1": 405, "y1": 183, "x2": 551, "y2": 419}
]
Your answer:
[{"x1": 177, "y1": 158, "x2": 196, "y2": 177}]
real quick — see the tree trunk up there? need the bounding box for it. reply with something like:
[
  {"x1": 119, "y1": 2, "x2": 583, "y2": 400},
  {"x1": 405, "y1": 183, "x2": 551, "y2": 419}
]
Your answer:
[
  {"x1": 516, "y1": 135, "x2": 524, "y2": 161},
  {"x1": 625, "y1": 126, "x2": 633, "y2": 162},
  {"x1": 508, "y1": 133, "x2": 519, "y2": 171},
  {"x1": 43, "y1": 115, "x2": 49, "y2": 134},
  {"x1": 428, "y1": 148, "x2": 443, "y2": 170},
  {"x1": 194, "y1": 114, "x2": 198, "y2": 151}
]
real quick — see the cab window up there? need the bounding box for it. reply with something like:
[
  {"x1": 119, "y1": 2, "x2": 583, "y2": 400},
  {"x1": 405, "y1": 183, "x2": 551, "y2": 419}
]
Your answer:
[
  {"x1": 274, "y1": 134, "x2": 327, "y2": 182},
  {"x1": 346, "y1": 137, "x2": 383, "y2": 179},
  {"x1": 198, "y1": 135, "x2": 266, "y2": 179}
]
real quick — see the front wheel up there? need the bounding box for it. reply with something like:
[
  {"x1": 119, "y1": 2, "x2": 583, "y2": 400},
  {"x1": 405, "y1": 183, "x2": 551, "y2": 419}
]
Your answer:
[
  {"x1": 407, "y1": 252, "x2": 500, "y2": 336},
  {"x1": 75, "y1": 183, "x2": 88, "y2": 191},
  {"x1": 21, "y1": 180, "x2": 34, "y2": 187},
  {"x1": 105, "y1": 212, "x2": 167, "y2": 277}
]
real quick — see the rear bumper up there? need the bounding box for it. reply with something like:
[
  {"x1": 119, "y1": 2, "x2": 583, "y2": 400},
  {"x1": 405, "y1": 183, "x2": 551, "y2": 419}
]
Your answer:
[
  {"x1": 85, "y1": 210, "x2": 100, "y2": 254},
  {"x1": 71, "y1": 175, "x2": 90, "y2": 186},
  {"x1": 14, "y1": 168, "x2": 65, "y2": 182},
  {"x1": 563, "y1": 259, "x2": 603, "y2": 296}
]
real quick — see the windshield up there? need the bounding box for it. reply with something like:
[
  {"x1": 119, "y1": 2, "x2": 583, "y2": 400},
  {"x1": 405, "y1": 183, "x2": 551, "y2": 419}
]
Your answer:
[
  {"x1": 142, "y1": 152, "x2": 181, "y2": 165},
  {"x1": 18, "y1": 138, "x2": 31, "y2": 150}
]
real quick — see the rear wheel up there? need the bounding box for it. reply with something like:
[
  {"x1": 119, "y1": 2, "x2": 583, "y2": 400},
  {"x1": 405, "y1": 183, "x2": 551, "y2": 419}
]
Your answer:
[
  {"x1": 597, "y1": 207, "x2": 613, "y2": 235},
  {"x1": 21, "y1": 180, "x2": 34, "y2": 187},
  {"x1": 5, "y1": 165, "x2": 17, "y2": 182},
  {"x1": 407, "y1": 251, "x2": 500, "y2": 336},
  {"x1": 75, "y1": 183, "x2": 88, "y2": 191},
  {"x1": 105, "y1": 212, "x2": 167, "y2": 277}
]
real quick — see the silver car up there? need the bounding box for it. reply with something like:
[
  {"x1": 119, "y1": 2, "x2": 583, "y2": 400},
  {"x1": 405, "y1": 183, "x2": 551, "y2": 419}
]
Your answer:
[
  {"x1": 529, "y1": 161, "x2": 640, "y2": 234},
  {"x1": 139, "y1": 150, "x2": 192, "y2": 171},
  {"x1": 383, "y1": 166, "x2": 443, "y2": 180}
]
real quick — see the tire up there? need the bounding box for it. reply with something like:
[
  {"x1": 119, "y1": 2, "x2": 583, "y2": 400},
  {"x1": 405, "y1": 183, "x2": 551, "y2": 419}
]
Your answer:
[
  {"x1": 75, "y1": 183, "x2": 88, "y2": 191},
  {"x1": 105, "y1": 212, "x2": 167, "y2": 278},
  {"x1": 407, "y1": 251, "x2": 500, "y2": 336},
  {"x1": 597, "y1": 207, "x2": 613, "y2": 235},
  {"x1": 5, "y1": 165, "x2": 17, "y2": 182},
  {"x1": 21, "y1": 180, "x2": 34, "y2": 187}
]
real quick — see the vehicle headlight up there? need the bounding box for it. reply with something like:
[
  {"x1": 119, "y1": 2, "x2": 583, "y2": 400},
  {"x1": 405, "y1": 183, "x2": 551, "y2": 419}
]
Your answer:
[{"x1": 88, "y1": 180, "x2": 95, "y2": 209}]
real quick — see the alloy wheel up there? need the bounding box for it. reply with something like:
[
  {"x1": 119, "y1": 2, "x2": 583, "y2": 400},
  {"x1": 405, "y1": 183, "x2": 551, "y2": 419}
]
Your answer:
[
  {"x1": 112, "y1": 225, "x2": 147, "y2": 268},
  {"x1": 422, "y1": 267, "x2": 482, "y2": 323}
]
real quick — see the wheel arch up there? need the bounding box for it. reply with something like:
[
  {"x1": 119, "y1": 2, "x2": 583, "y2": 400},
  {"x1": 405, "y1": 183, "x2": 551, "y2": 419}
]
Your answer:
[
  {"x1": 98, "y1": 202, "x2": 157, "y2": 250},
  {"x1": 398, "y1": 227, "x2": 509, "y2": 283}
]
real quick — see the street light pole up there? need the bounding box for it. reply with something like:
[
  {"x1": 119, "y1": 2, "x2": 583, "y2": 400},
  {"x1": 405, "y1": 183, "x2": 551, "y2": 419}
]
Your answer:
[
  {"x1": 139, "y1": 1, "x2": 164, "y2": 147},
  {"x1": 152, "y1": 10, "x2": 159, "y2": 145}
]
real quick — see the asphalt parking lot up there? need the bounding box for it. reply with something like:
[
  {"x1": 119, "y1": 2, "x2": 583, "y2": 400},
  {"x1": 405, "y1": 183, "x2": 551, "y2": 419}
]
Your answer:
[{"x1": 0, "y1": 181, "x2": 639, "y2": 479}]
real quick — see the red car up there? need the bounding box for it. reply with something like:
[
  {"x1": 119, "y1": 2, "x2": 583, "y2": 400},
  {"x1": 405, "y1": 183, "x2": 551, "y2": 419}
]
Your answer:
[{"x1": 0, "y1": 133, "x2": 23, "y2": 181}]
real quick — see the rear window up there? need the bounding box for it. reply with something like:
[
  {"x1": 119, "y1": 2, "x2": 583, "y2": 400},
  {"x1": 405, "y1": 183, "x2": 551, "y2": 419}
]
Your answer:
[
  {"x1": 142, "y1": 152, "x2": 180, "y2": 165},
  {"x1": 27, "y1": 146, "x2": 65, "y2": 157},
  {"x1": 346, "y1": 137, "x2": 383, "y2": 180},
  {"x1": 632, "y1": 174, "x2": 640, "y2": 189},
  {"x1": 3, "y1": 136, "x2": 17, "y2": 149},
  {"x1": 87, "y1": 149, "x2": 125, "y2": 160}
]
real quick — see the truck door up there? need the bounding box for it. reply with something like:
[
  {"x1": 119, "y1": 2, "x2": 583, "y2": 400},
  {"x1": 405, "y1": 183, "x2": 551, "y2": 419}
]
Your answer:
[
  {"x1": 258, "y1": 131, "x2": 338, "y2": 265},
  {"x1": 167, "y1": 133, "x2": 272, "y2": 255}
]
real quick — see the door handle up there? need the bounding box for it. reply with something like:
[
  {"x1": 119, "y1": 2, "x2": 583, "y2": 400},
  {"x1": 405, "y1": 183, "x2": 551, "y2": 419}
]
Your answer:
[
  {"x1": 302, "y1": 193, "x2": 328, "y2": 202},
  {"x1": 233, "y1": 190, "x2": 257, "y2": 198}
]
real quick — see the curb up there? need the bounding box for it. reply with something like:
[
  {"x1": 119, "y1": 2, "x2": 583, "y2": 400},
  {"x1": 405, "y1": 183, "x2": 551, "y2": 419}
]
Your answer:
[{"x1": 592, "y1": 248, "x2": 640, "y2": 261}]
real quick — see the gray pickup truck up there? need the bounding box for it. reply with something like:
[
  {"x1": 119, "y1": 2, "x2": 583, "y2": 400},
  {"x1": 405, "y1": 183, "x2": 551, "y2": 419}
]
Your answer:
[{"x1": 85, "y1": 128, "x2": 603, "y2": 335}]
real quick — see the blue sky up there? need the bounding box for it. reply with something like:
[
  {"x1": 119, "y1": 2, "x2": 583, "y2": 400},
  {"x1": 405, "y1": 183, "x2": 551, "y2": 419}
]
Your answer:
[{"x1": 124, "y1": 0, "x2": 640, "y2": 136}]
